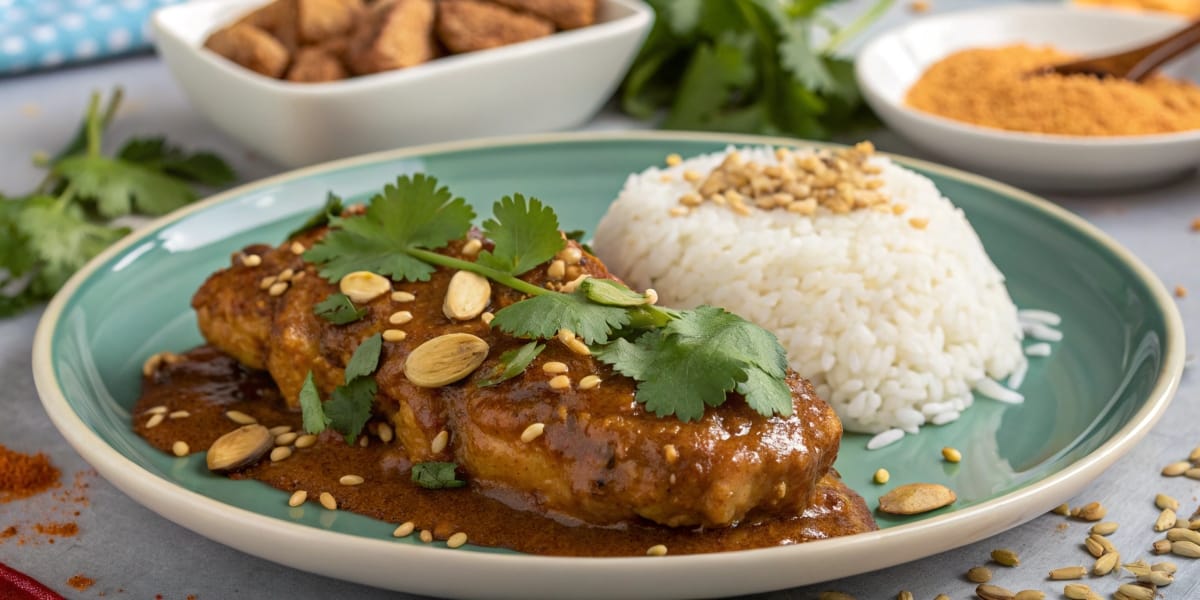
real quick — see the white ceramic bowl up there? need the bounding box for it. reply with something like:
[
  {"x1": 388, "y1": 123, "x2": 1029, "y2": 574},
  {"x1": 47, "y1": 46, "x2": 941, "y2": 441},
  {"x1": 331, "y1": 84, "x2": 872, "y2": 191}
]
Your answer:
[
  {"x1": 856, "y1": 5, "x2": 1200, "y2": 191},
  {"x1": 153, "y1": 0, "x2": 652, "y2": 168}
]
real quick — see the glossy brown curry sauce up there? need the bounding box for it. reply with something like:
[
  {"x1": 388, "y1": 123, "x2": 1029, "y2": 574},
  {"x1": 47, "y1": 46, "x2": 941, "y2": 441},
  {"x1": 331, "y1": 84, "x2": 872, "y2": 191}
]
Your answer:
[{"x1": 133, "y1": 346, "x2": 877, "y2": 556}]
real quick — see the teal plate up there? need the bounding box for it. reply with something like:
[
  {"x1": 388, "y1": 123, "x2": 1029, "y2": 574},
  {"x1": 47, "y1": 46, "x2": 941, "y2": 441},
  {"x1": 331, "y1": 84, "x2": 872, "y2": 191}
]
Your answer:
[{"x1": 32, "y1": 132, "x2": 1185, "y2": 600}]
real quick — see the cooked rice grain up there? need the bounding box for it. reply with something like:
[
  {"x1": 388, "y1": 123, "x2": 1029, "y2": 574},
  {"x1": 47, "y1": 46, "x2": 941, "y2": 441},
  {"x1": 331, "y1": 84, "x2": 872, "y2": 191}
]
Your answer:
[{"x1": 593, "y1": 147, "x2": 1026, "y2": 433}]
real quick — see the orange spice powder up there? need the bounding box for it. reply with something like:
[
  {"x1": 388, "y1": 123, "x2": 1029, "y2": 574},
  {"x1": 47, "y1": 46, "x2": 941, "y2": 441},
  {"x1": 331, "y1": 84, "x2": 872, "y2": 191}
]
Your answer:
[
  {"x1": 906, "y1": 44, "x2": 1200, "y2": 136},
  {"x1": 0, "y1": 444, "x2": 61, "y2": 502}
]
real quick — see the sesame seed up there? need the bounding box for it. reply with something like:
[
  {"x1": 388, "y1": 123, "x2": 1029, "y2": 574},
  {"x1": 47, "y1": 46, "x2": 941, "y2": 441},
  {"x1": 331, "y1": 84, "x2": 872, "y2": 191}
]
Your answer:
[
  {"x1": 278, "y1": 268, "x2": 295, "y2": 282},
  {"x1": 383, "y1": 329, "x2": 407, "y2": 342},
  {"x1": 268, "y1": 281, "x2": 289, "y2": 296},
  {"x1": 543, "y1": 361, "x2": 568, "y2": 375},
  {"x1": 393, "y1": 522, "x2": 415, "y2": 537},
  {"x1": 275, "y1": 432, "x2": 298, "y2": 446},
  {"x1": 145, "y1": 405, "x2": 168, "y2": 415},
  {"x1": 168, "y1": 410, "x2": 190, "y2": 419},
  {"x1": 290, "y1": 241, "x2": 305, "y2": 255},
  {"x1": 873, "y1": 468, "x2": 890, "y2": 484},
  {"x1": 480, "y1": 312, "x2": 494, "y2": 325},
  {"x1": 419, "y1": 530, "x2": 433, "y2": 543},
  {"x1": 391, "y1": 291, "x2": 416, "y2": 302},
  {"x1": 389, "y1": 311, "x2": 413, "y2": 325},
  {"x1": 549, "y1": 375, "x2": 571, "y2": 390},
  {"x1": 259, "y1": 276, "x2": 277, "y2": 290},
  {"x1": 319, "y1": 492, "x2": 337, "y2": 510},
  {"x1": 243, "y1": 254, "x2": 262, "y2": 267},
  {"x1": 646, "y1": 544, "x2": 668, "y2": 556},
  {"x1": 447, "y1": 532, "x2": 468, "y2": 549},
  {"x1": 288, "y1": 490, "x2": 307, "y2": 507},
  {"x1": 270, "y1": 446, "x2": 292, "y2": 462},
  {"x1": 226, "y1": 410, "x2": 257, "y2": 425},
  {"x1": 663, "y1": 444, "x2": 678, "y2": 464},
  {"x1": 566, "y1": 339, "x2": 591, "y2": 356},
  {"x1": 268, "y1": 425, "x2": 292, "y2": 436},
  {"x1": 908, "y1": 217, "x2": 929, "y2": 230},
  {"x1": 462, "y1": 239, "x2": 483, "y2": 257},
  {"x1": 378, "y1": 423, "x2": 394, "y2": 443},
  {"x1": 431, "y1": 430, "x2": 449, "y2": 454},
  {"x1": 339, "y1": 475, "x2": 364, "y2": 486},
  {"x1": 294, "y1": 434, "x2": 317, "y2": 449},
  {"x1": 578, "y1": 375, "x2": 602, "y2": 390},
  {"x1": 665, "y1": 153, "x2": 682, "y2": 167},
  {"x1": 145, "y1": 413, "x2": 165, "y2": 429},
  {"x1": 172, "y1": 441, "x2": 189, "y2": 457},
  {"x1": 548, "y1": 260, "x2": 566, "y2": 281},
  {"x1": 520, "y1": 423, "x2": 546, "y2": 443},
  {"x1": 942, "y1": 447, "x2": 962, "y2": 463}
]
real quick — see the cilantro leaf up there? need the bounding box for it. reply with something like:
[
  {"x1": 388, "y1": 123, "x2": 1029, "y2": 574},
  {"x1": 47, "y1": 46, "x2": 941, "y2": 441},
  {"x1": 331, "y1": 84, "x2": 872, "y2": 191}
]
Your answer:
[
  {"x1": 52, "y1": 88, "x2": 122, "y2": 163},
  {"x1": 474, "y1": 194, "x2": 564, "y2": 276},
  {"x1": 14, "y1": 196, "x2": 128, "y2": 292},
  {"x1": 299, "y1": 371, "x2": 329, "y2": 434},
  {"x1": 411, "y1": 462, "x2": 466, "y2": 489},
  {"x1": 117, "y1": 137, "x2": 235, "y2": 186},
  {"x1": 55, "y1": 154, "x2": 198, "y2": 217},
  {"x1": 594, "y1": 306, "x2": 792, "y2": 421},
  {"x1": 304, "y1": 174, "x2": 475, "y2": 282},
  {"x1": 477, "y1": 342, "x2": 544, "y2": 387},
  {"x1": 314, "y1": 293, "x2": 367, "y2": 325},
  {"x1": 324, "y1": 377, "x2": 376, "y2": 445},
  {"x1": 344, "y1": 333, "x2": 382, "y2": 381},
  {"x1": 490, "y1": 289, "x2": 630, "y2": 344},
  {"x1": 287, "y1": 192, "x2": 344, "y2": 240}
]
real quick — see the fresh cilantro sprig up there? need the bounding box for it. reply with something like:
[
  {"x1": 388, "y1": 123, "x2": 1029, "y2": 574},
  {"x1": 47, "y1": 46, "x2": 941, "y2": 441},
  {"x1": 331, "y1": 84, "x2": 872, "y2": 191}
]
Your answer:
[
  {"x1": 620, "y1": 0, "x2": 891, "y2": 138},
  {"x1": 299, "y1": 333, "x2": 383, "y2": 443},
  {"x1": 0, "y1": 89, "x2": 236, "y2": 318},
  {"x1": 300, "y1": 175, "x2": 794, "y2": 422}
]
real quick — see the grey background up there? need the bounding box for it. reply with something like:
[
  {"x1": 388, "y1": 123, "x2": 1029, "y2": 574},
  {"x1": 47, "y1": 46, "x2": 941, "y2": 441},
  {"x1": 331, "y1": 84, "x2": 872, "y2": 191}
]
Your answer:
[{"x1": 1, "y1": 1, "x2": 1197, "y2": 598}]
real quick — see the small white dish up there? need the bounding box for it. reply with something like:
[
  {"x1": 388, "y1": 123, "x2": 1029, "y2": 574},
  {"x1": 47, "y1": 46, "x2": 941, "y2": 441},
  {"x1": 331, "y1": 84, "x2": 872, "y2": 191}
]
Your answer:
[
  {"x1": 856, "y1": 5, "x2": 1200, "y2": 191},
  {"x1": 152, "y1": 0, "x2": 653, "y2": 168}
]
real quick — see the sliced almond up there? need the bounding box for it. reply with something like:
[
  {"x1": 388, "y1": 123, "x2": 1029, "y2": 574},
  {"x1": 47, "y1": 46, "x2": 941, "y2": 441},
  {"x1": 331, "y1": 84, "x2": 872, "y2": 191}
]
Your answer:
[
  {"x1": 339, "y1": 271, "x2": 391, "y2": 304},
  {"x1": 877, "y1": 483, "x2": 956, "y2": 515},
  {"x1": 206, "y1": 424, "x2": 272, "y2": 472},
  {"x1": 403, "y1": 333, "x2": 489, "y2": 387},
  {"x1": 443, "y1": 271, "x2": 491, "y2": 320}
]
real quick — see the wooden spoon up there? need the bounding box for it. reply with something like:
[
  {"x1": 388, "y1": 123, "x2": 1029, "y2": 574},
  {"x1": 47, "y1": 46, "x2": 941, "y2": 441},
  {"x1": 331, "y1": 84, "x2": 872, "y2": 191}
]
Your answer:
[{"x1": 1041, "y1": 18, "x2": 1200, "y2": 81}]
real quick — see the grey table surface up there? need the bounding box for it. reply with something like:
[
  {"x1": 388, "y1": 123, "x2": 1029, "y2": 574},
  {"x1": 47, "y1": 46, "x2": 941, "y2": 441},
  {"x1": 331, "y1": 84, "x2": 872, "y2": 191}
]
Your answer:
[{"x1": 1, "y1": 2, "x2": 1197, "y2": 599}]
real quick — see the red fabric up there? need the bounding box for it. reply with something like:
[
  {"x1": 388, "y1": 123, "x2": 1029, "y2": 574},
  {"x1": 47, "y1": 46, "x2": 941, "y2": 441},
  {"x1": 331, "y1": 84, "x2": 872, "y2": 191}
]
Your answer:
[{"x1": 0, "y1": 562, "x2": 65, "y2": 600}]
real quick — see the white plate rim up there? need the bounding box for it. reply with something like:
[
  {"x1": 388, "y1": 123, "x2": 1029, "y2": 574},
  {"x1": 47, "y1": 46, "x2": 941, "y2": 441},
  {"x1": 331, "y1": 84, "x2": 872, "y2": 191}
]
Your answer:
[
  {"x1": 31, "y1": 130, "x2": 1187, "y2": 600},
  {"x1": 855, "y1": 3, "x2": 1200, "y2": 147}
]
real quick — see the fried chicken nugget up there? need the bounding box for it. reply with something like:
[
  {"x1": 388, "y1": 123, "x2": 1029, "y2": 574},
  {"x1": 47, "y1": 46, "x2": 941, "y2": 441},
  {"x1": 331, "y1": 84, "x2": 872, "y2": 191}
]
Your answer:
[
  {"x1": 490, "y1": 0, "x2": 597, "y2": 29},
  {"x1": 286, "y1": 46, "x2": 348, "y2": 82},
  {"x1": 204, "y1": 23, "x2": 290, "y2": 78},
  {"x1": 435, "y1": 0, "x2": 554, "y2": 54},
  {"x1": 346, "y1": 0, "x2": 438, "y2": 75}
]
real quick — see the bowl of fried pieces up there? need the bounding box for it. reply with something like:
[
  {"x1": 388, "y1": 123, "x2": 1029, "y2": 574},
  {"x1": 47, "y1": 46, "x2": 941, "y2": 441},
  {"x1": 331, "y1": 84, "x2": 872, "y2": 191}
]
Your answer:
[
  {"x1": 152, "y1": 0, "x2": 653, "y2": 167},
  {"x1": 856, "y1": 4, "x2": 1200, "y2": 191}
]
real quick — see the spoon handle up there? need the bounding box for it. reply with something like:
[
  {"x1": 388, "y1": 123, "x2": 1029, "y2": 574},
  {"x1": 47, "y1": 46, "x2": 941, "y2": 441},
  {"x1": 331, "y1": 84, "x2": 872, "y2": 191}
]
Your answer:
[{"x1": 1128, "y1": 19, "x2": 1200, "y2": 82}]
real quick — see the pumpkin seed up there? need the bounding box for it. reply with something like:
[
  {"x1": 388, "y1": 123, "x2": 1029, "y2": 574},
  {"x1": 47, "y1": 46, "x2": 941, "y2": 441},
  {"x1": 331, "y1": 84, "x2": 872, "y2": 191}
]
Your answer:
[
  {"x1": 206, "y1": 424, "x2": 272, "y2": 472},
  {"x1": 1114, "y1": 583, "x2": 1155, "y2": 600},
  {"x1": 1161, "y1": 461, "x2": 1190, "y2": 476},
  {"x1": 991, "y1": 548, "x2": 1020, "y2": 567},
  {"x1": 1075, "y1": 502, "x2": 1106, "y2": 521},
  {"x1": 1090, "y1": 534, "x2": 1116, "y2": 554},
  {"x1": 1093, "y1": 552, "x2": 1119, "y2": 576},
  {"x1": 1137, "y1": 571, "x2": 1173, "y2": 586},
  {"x1": 975, "y1": 584, "x2": 1014, "y2": 600},
  {"x1": 442, "y1": 271, "x2": 491, "y2": 321},
  {"x1": 1170, "y1": 539, "x2": 1200, "y2": 557},
  {"x1": 1090, "y1": 522, "x2": 1118, "y2": 536},
  {"x1": 1155, "y1": 493, "x2": 1180, "y2": 511},
  {"x1": 877, "y1": 483, "x2": 956, "y2": 515},
  {"x1": 403, "y1": 333, "x2": 490, "y2": 387},
  {"x1": 1184, "y1": 467, "x2": 1200, "y2": 480},
  {"x1": 1155, "y1": 508, "x2": 1178, "y2": 531},
  {"x1": 1153, "y1": 539, "x2": 1172, "y2": 554},
  {"x1": 1166, "y1": 527, "x2": 1200, "y2": 544},
  {"x1": 1084, "y1": 536, "x2": 1105, "y2": 558},
  {"x1": 1062, "y1": 584, "x2": 1092, "y2": 600},
  {"x1": 1151, "y1": 561, "x2": 1177, "y2": 574}
]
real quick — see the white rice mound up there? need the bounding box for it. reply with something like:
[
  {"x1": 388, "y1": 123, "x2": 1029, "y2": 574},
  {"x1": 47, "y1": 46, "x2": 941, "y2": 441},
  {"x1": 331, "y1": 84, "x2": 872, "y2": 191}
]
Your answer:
[{"x1": 592, "y1": 146, "x2": 1027, "y2": 434}]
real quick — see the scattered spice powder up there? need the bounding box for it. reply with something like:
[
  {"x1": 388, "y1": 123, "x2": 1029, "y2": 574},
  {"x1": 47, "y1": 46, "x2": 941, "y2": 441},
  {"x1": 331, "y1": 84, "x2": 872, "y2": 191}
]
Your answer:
[
  {"x1": 33, "y1": 522, "x2": 78, "y2": 538},
  {"x1": 0, "y1": 444, "x2": 61, "y2": 502},
  {"x1": 67, "y1": 574, "x2": 95, "y2": 591},
  {"x1": 906, "y1": 45, "x2": 1200, "y2": 136},
  {"x1": 1177, "y1": 285, "x2": 1188, "y2": 298}
]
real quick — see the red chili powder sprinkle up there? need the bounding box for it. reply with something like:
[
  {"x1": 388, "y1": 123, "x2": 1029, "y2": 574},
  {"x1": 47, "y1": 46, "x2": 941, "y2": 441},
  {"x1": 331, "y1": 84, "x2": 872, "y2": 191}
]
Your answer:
[
  {"x1": 68, "y1": 574, "x2": 95, "y2": 591},
  {"x1": 0, "y1": 444, "x2": 61, "y2": 502}
]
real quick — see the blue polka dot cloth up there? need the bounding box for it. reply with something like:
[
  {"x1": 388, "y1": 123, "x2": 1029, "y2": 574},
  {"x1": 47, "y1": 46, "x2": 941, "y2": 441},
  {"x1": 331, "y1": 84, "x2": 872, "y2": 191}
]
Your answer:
[{"x1": 0, "y1": 0, "x2": 184, "y2": 75}]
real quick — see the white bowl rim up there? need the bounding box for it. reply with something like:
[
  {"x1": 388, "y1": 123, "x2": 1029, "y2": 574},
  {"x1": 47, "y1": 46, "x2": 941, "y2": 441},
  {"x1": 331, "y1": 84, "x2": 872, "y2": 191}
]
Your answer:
[
  {"x1": 856, "y1": 3, "x2": 1200, "y2": 147},
  {"x1": 30, "y1": 130, "x2": 1187, "y2": 598},
  {"x1": 152, "y1": 0, "x2": 654, "y2": 97}
]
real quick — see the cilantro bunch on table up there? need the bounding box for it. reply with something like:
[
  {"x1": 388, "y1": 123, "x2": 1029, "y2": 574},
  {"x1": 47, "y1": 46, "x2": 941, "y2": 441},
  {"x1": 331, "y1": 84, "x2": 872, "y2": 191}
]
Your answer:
[
  {"x1": 0, "y1": 89, "x2": 235, "y2": 317},
  {"x1": 296, "y1": 175, "x2": 794, "y2": 439},
  {"x1": 621, "y1": 0, "x2": 891, "y2": 138}
]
